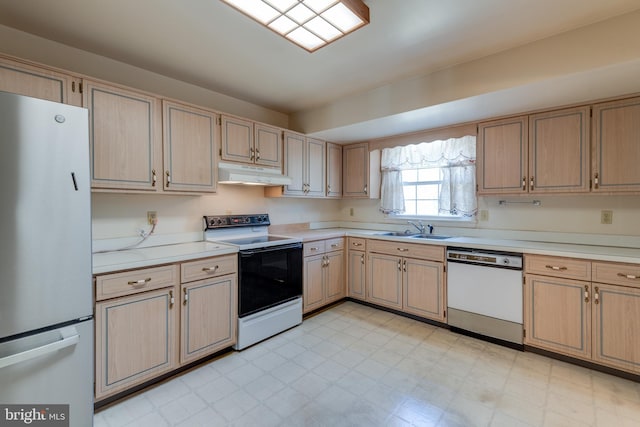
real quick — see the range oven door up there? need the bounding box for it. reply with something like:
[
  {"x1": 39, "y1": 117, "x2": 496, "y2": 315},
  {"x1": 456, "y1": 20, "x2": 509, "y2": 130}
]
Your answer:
[{"x1": 238, "y1": 243, "x2": 303, "y2": 318}]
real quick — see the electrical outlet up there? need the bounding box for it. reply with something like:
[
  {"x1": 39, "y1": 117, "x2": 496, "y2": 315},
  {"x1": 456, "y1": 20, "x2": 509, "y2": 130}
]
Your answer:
[
  {"x1": 349, "y1": 207, "x2": 354, "y2": 217},
  {"x1": 147, "y1": 211, "x2": 157, "y2": 225},
  {"x1": 479, "y1": 210, "x2": 489, "y2": 221},
  {"x1": 601, "y1": 210, "x2": 613, "y2": 224}
]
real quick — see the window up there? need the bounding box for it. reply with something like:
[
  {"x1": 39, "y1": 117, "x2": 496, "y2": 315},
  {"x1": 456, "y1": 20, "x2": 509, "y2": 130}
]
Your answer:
[{"x1": 379, "y1": 136, "x2": 477, "y2": 219}]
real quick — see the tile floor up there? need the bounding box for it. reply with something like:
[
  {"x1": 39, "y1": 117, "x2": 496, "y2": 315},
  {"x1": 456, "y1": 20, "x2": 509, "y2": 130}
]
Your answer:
[{"x1": 94, "y1": 301, "x2": 640, "y2": 426}]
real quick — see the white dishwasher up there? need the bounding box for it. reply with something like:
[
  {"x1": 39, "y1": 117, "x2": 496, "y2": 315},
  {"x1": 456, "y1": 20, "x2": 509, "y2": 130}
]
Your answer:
[{"x1": 446, "y1": 247, "x2": 524, "y2": 346}]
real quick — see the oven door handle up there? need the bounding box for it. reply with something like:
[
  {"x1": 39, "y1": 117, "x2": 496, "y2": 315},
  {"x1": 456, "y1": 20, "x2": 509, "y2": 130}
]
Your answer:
[{"x1": 239, "y1": 243, "x2": 302, "y2": 256}]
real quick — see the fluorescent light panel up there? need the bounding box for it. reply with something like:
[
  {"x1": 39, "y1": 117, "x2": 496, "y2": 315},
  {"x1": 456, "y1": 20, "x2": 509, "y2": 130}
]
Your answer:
[{"x1": 221, "y1": 0, "x2": 369, "y2": 52}]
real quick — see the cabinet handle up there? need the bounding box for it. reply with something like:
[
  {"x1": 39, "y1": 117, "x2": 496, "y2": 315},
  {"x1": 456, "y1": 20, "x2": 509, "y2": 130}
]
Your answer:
[
  {"x1": 617, "y1": 273, "x2": 640, "y2": 280},
  {"x1": 255, "y1": 149, "x2": 260, "y2": 161},
  {"x1": 403, "y1": 259, "x2": 407, "y2": 272},
  {"x1": 169, "y1": 290, "x2": 175, "y2": 308},
  {"x1": 331, "y1": 243, "x2": 339, "y2": 248},
  {"x1": 530, "y1": 176, "x2": 534, "y2": 191},
  {"x1": 594, "y1": 287, "x2": 600, "y2": 305},
  {"x1": 327, "y1": 185, "x2": 331, "y2": 193},
  {"x1": 183, "y1": 288, "x2": 188, "y2": 305},
  {"x1": 166, "y1": 170, "x2": 171, "y2": 187},
  {"x1": 594, "y1": 173, "x2": 599, "y2": 189},
  {"x1": 364, "y1": 185, "x2": 368, "y2": 194},
  {"x1": 361, "y1": 254, "x2": 365, "y2": 264},
  {"x1": 397, "y1": 247, "x2": 409, "y2": 252},
  {"x1": 152, "y1": 169, "x2": 157, "y2": 187},
  {"x1": 522, "y1": 176, "x2": 526, "y2": 191},
  {"x1": 309, "y1": 247, "x2": 319, "y2": 251},
  {"x1": 202, "y1": 265, "x2": 219, "y2": 273},
  {"x1": 352, "y1": 242, "x2": 363, "y2": 247},
  {"x1": 545, "y1": 265, "x2": 567, "y2": 271},
  {"x1": 397, "y1": 259, "x2": 402, "y2": 271},
  {"x1": 127, "y1": 277, "x2": 151, "y2": 286},
  {"x1": 249, "y1": 148, "x2": 255, "y2": 161},
  {"x1": 584, "y1": 285, "x2": 589, "y2": 303},
  {"x1": 326, "y1": 256, "x2": 330, "y2": 267}
]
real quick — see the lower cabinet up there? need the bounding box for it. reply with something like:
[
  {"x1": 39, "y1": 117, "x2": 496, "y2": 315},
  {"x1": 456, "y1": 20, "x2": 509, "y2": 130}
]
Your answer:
[
  {"x1": 366, "y1": 239, "x2": 446, "y2": 322},
  {"x1": 347, "y1": 238, "x2": 367, "y2": 300},
  {"x1": 179, "y1": 255, "x2": 237, "y2": 365},
  {"x1": 303, "y1": 238, "x2": 345, "y2": 313},
  {"x1": 525, "y1": 255, "x2": 640, "y2": 374},
  {"x1": 94, "y1": 255, "x2": 237, "y2": 401}
]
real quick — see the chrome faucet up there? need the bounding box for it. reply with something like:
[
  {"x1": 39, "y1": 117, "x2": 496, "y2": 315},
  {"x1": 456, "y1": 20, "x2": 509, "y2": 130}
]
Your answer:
[{"x1": 407, "y1": 220, "x2": 434, "y2": 234}]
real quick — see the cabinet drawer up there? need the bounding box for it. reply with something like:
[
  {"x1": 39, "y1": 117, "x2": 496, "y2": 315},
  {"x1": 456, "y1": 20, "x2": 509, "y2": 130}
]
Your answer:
[
  {"x1": 348, "y1": 237, "x2": 367, "y2": 251},
  {"x1": 325, "y1": 238, "x2": 344, "y2": 253},
  {"x1": 368, "y1": 239, "x2": 444, "y2": 262},
  {"x1": 304, "y1": 240, "x2": 326, "y2": 257},
  {"x1": 181, "y1": 255, "x2": 237, "y2": 283},
  {"x1": 592, "y1": 261, "x2": 640, "y2": 288},
  {"x1": 95, "y1": 265, "x2": 179, "y2": 301},
  {"x1": 525, "y1": 255, "x2": 591, "y2": 281}
]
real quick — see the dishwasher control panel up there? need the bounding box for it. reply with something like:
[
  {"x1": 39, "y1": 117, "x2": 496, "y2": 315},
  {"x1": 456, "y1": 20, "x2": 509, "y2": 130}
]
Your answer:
[{"x1": 446, "y1": 247, "x2": 523, "y2": 269}]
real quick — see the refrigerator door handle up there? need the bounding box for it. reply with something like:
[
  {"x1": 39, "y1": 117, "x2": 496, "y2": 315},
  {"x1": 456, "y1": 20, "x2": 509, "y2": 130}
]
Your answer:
[{"x1": 0, "y1": 326, "x2": 79, "y2": 369}]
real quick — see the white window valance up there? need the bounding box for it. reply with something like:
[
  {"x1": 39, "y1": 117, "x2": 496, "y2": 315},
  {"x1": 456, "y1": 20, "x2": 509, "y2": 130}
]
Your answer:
[{"x1": 379, "y1": 135, "x2": 477, "y2": 216}]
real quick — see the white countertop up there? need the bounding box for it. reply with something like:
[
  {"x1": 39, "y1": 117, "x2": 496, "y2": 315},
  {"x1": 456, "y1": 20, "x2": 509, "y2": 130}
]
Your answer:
[
  {"x1": 93, "y1": 228, "x2": 640, "y2": 275},
  {"x1": 93, "y1": 241, "x2": 238, "y2": 274}
]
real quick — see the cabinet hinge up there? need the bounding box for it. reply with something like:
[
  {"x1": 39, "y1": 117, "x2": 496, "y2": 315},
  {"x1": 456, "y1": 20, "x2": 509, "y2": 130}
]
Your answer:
[
  {"x1": 523, "y1": 276, "x2": 525, "y2": 285},
  {"x1": 589, "y1": 179, "x2": 592, "y2": 189},
  {"x1": 217, "y1": 117, "x2": 222, "y2": 125},
  {"x1": 476, "y1": 184, "x2": 478, "y2": 192},
  {"x1": 443, "y1": 265, "x2": 446, "y2": 274},
  {"x1": 72, "y1": 81, "x2": 76, "y2": 93},
  {"x1": 79, "y1": 82, "x2": 83, "y2": 94},
  {"x1": 443, "y1": 309, "x2": 446, "y2": 318},
  {"x1": 219, "y1": 148, "x2": 222, "y2": 156},
  {"x1": 523, "y1": 329, "x2": 526, "y2": 338}
]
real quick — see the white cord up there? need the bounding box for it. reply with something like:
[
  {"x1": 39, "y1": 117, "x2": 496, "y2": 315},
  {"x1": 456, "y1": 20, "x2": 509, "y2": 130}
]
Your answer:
[{"x1": 92, "y1": 220, "x2": 157, "y2": 254}]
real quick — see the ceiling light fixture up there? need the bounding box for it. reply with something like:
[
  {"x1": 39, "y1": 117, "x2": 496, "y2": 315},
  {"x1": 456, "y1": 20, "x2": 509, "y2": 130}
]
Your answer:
[{"x1": 220, "y1": 0, "x2": 369, "y2": 52}]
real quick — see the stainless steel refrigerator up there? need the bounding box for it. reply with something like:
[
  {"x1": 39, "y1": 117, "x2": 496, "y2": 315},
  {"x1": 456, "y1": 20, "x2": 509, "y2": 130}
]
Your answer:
[{"x1": 0, "y1": 92, "x2": 93, "y2": 426}]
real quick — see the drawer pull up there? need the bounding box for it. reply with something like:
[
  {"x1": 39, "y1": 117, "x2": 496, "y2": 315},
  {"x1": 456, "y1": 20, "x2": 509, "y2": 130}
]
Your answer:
[
  {"x1": 127, "y1": 277, "x2": 151, "y2": 286},
  {"x1": 309, "y1": 247, "x2": 320, "y2": 251},
  {"x1": 584, "y1": 285, "x2": 589, "y2": 303},
  {"x1": 545, "y1": 265, "x2": 567, "y2": 271},
  {"x1": 617, "y1": 273, "x2": 640, "y2": 280},
  {"x1": 330, "y1": 243, "x2": 340, "y2": 248},
  {"x1": 352, "y1": 242, "x2": 363, "y2": 247},
  {"x1": 202, "y1": 265, "x2": 219, "y2": 273},
  {"x1": 361, "y1": 254, "x2": 365, "y2": 264},
  {"x1": 594, "y1": 287, "x2": 600, "y2": 305},
  {"x1": 397, "y1": 248, "x2": 409, "y2": 252}
]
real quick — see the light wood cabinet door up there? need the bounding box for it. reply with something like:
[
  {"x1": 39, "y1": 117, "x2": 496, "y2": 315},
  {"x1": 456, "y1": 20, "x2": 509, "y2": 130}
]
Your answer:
[
  {"x1": 283, "y1": 131, "x2": 306, "y2": 196},
  {"x1": 343, "y1": 142, "x2": 370, "y2": 198},
  {"x1": 524, "y1": 274, "x2": 591, "y2": 360},
  {"x1": 477, "y1": 116, "x2": 528, "y2": 194},
  {"x1": 528, "y1": 106, "x2": 590, "y2": 193},
  {"x1": 592, "y1": 283, "x2": 640, "y2": 374},
  {"x1": 221, "y1": 115, "x2": 253, "y2": 164},
  {"x1": 326, "y1": 142, "x2": 342, "y2": 198},
  {"x1": 592, "y1": 97, "x2": 640, "y2": 192},
  {"x1": 368, "y1": 253, "x2": 403, "y2": 310},
  {"x1": 0, "y1": 55, "x2": 82, "y2": 106},
  {"x1": 95, "y1": 287, "x2": 177, "y2": 399},
  {"x1": 403, "y1": 258, "x2": 445, "y2": 322},
  {"x1": 325, "y1": 250, "x2": 345, "y2": 303},
  {"x1": 348, "y1": 250, "x2": 366, "y2": 300},
  {"x1": 163, "y1": 100, "x2": 218, "y2": 193},
  {"x1": 254, "y1": 123, "x2": 282, "y2": 168},
  {"x1": 85, "y1": 80, "x2": 161, "y2": 191},
  {"x1": 306, "y1": 137, "x2": 326, "y2": 197},
  {"x1": 180, "y1": 274, "x2": 237, "y2": 365},
  {"x1": 303, "y1": 254, "x2": 325, "y2": 313}
]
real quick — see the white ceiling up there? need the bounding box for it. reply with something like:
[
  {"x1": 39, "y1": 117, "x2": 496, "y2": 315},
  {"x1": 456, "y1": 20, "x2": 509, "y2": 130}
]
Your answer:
[{"x1": 1, "y1": 0, "x2": 640, "y2": 141}]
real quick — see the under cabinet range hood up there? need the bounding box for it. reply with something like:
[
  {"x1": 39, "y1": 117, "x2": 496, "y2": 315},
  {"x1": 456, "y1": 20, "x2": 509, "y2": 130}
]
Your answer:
[{"x1": 218, "y1": 161, "x2": 293, "y2": 186}]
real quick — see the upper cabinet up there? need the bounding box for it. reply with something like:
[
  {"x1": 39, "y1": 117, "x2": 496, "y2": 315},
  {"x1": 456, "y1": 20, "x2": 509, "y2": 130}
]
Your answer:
[
  {"x1": 326, "y1": 142, "x2": 342, "y2": 198},
  {"x1": 0, "y1": 55, "x2": 82, "y2": 106},
  {"x1": 477, "y1": 106, "x2": 590, "y2": 195},
  {"x1": 85, "y1": 79, "x2": 162, "y2": 192},
  {"x1": 221, "y1": 115, "x2": 282, "y2": 168},
  {"x1": 162, "y1": 100, "x2": 218, "y2": 193},
  {"x1": 281, "y1": 131, "x2": 326, "y2": 198},
  {"x1": 343, "y1": 142, "x2": 380, "y2": 199},
  {"x1": 592, "y1": 96, "x2": 640, "y2": 192}
]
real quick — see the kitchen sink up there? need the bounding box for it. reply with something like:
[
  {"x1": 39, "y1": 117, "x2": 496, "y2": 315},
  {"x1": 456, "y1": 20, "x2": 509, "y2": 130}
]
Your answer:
[
  {"x1": 408, "y1": 234, "x2": 452, "y2": 240},
  {"x1": 375, "y1": 231, "x2": 420, "y2": 237}
]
